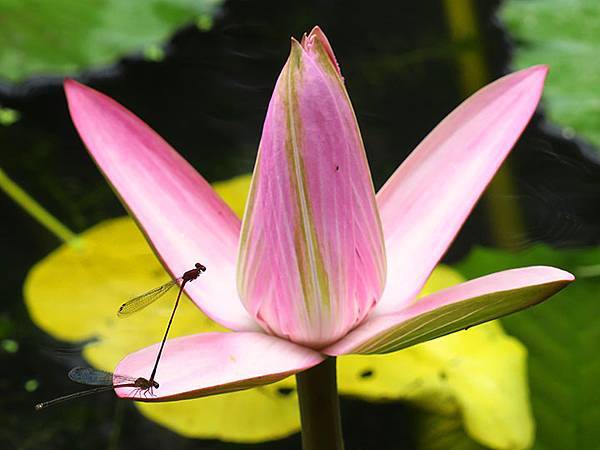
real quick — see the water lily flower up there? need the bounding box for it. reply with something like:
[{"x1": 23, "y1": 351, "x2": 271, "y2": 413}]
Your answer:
[{"x1": 64, "y1": 25, "x2": 572, "y2": 444}]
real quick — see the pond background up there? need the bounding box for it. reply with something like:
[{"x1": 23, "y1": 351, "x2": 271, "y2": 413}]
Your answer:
[{"x1": 1, "y1": 1, "x2": 599, "y2": 449}]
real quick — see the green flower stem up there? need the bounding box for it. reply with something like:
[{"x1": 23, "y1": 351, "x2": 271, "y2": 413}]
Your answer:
[
  {"x1": 296, "y1": 357, "x2": 345, "y2": 450},
  {"x1": 443, "y1": 0, "x2": 526, "y2": 249},
  {"x1": 0, "y1": 167, "x2": 78, "y2": 245}
]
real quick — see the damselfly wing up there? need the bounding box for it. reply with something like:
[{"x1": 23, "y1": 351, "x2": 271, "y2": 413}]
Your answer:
[
  {"x1": 35, "y1": 367, "x2": 158, "y2": 410},
  {"x1": 117, "y1": 279, "x2": 180, "y2": 316}
]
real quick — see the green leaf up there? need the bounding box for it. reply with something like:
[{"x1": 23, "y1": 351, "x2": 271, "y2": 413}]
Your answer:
[
  {"x1": 0, "y1": 0, "x2": 223, "y2": 82},
  {"x1": 455, "y1": 245, "x2": 600, "y2": 450},
  {"x1": 501, "y1": 0, "x2": 600, "y2": 147}
]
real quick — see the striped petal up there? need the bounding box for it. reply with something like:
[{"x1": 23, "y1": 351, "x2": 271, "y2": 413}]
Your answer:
[
  {"x1": 324, "y1": 266, "x2": 573, "y2": 355},
  {"x1": 237, "y1": 27, "x2": 386, "y2": 348},
  {"x1": 114, "y1": 332, "x2": 324, "y2": 401},
  {"x1": 64, "y1": 80, "x2": 257, "y2": 331},
  {"x1": 375, "y1": 66, "x2": 548, "y2": 315}
]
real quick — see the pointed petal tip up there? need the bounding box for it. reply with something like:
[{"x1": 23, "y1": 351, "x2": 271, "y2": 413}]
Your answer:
[
  {"x1": 301, "y1": 25, "x2": 341, "y2": 76},
  {"x1": 308, "y1": 25, "x2": 324, "y2": 35},
  {"x1": 294, "y1": 26, "x2": 325, "y2": 49},
  {"x1": 511, "y1": 265, "x2": 575, "y2": 285},
  {"x1": 565, "y1": 272, "x2": 575, "y2": 282},
  {"x1": 63, "y1": 79, "x2": 101, "y2": 111},
  {"x1": 307, "y1": 25, "x2": 327, "y2": 45},
  {"x1": 288, "y1": 37, "x2": 305, "y2": 62},
  {"x1": 533, "y1": 265, "x2": 575, "y2": 282},
  {"x1": 482, "y1": 65, "x2": 548, "y2": 103},
  {"x1": 511, "y1": 64, "x2": 549, "y2": 87},
  {"x1": 519, "y1": 64, "x2": 549, "y2": 74},
  {"x1": 63, "y1": 78, "x2": 81, "y2": 99},
  {"x1": 63, "y1": 78, "x2": 88, "y2": 95},
  {"x1": 529, "y1": 63, "x2": 549, "y2": 74},
  {"x1": 527, "y1": 64, "x2": 549, "y2": 80}
]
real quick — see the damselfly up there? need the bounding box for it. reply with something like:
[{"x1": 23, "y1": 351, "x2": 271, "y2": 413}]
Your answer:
[
  {"x1": 35, "y1": 367, "x2": 158, "y2": 410},
  {"x1": 117, "y1": 263, "x2": 206, "y2": 384}
]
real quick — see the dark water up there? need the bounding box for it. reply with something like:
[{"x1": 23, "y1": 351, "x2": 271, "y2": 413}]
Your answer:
[{"x1": 1, "y1": 0, "x2": 599, "y2": 449}]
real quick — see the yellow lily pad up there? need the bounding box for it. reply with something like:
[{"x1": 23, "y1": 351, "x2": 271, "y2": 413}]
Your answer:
[
  {"x1": 24, "y1": 174, "x2": 533, "y2": 447},
  {"x1": 337, "y1": 322, "x2": 532, "y2": 449},
  {"x1": 212, "y1": 173, "x2": 254, "y2": 218},
  {"x1": 138, "y1": 383, "x2": 300, "y2": 442},
  {"x1": 336, "y1": 265, "x2": 533, "y2": 449}
]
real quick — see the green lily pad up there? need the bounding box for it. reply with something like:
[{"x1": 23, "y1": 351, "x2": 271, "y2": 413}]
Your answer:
[
  {"x1": 501, "y1": 0, "x2": 600, "y2": 147},
  {"x1": 455, "y1": 245, "x2": 600, "y2": 450},
  {"x1": 0, "y1": 0, "x2": 222, "y2": 82}
]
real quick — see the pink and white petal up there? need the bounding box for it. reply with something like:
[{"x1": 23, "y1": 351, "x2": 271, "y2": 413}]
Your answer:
[
  {"x1": 325, "y1": 266, "x2": 573, "y2": 355},
  {"x1": 114, "y1": 332, "x2": 324, "y2": 401},
  {"x1": 375, "y1": 66, "x2": 548, "y2": 315},
  {"x1": 64, "y1": 80, "x2": 256, "y2": 331},
  {"x1": 237, "y1": 29, "x2": 386, "y2": 348}
]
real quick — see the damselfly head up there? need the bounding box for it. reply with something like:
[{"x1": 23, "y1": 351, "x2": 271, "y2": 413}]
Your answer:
[{"x1": 183, "y1": 263, "x2": 205, "y2": 282}]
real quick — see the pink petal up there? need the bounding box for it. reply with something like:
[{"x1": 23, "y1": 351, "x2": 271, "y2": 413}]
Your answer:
[
  {"x1": 114, "y1": 332, "x2": 324, "y2": 400},
  {"x1": 64, "y1": 80, "x2": 256, "y2": 331},
  {"x1": 375, "y1": 66, "x2": 548, "y2": 315},
  {"x1": 237, "y1": 28, "x2": 386, "y2": 348},
  {"x1": 324, "y1": 266, "x2": 573, "y2": 355}
]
